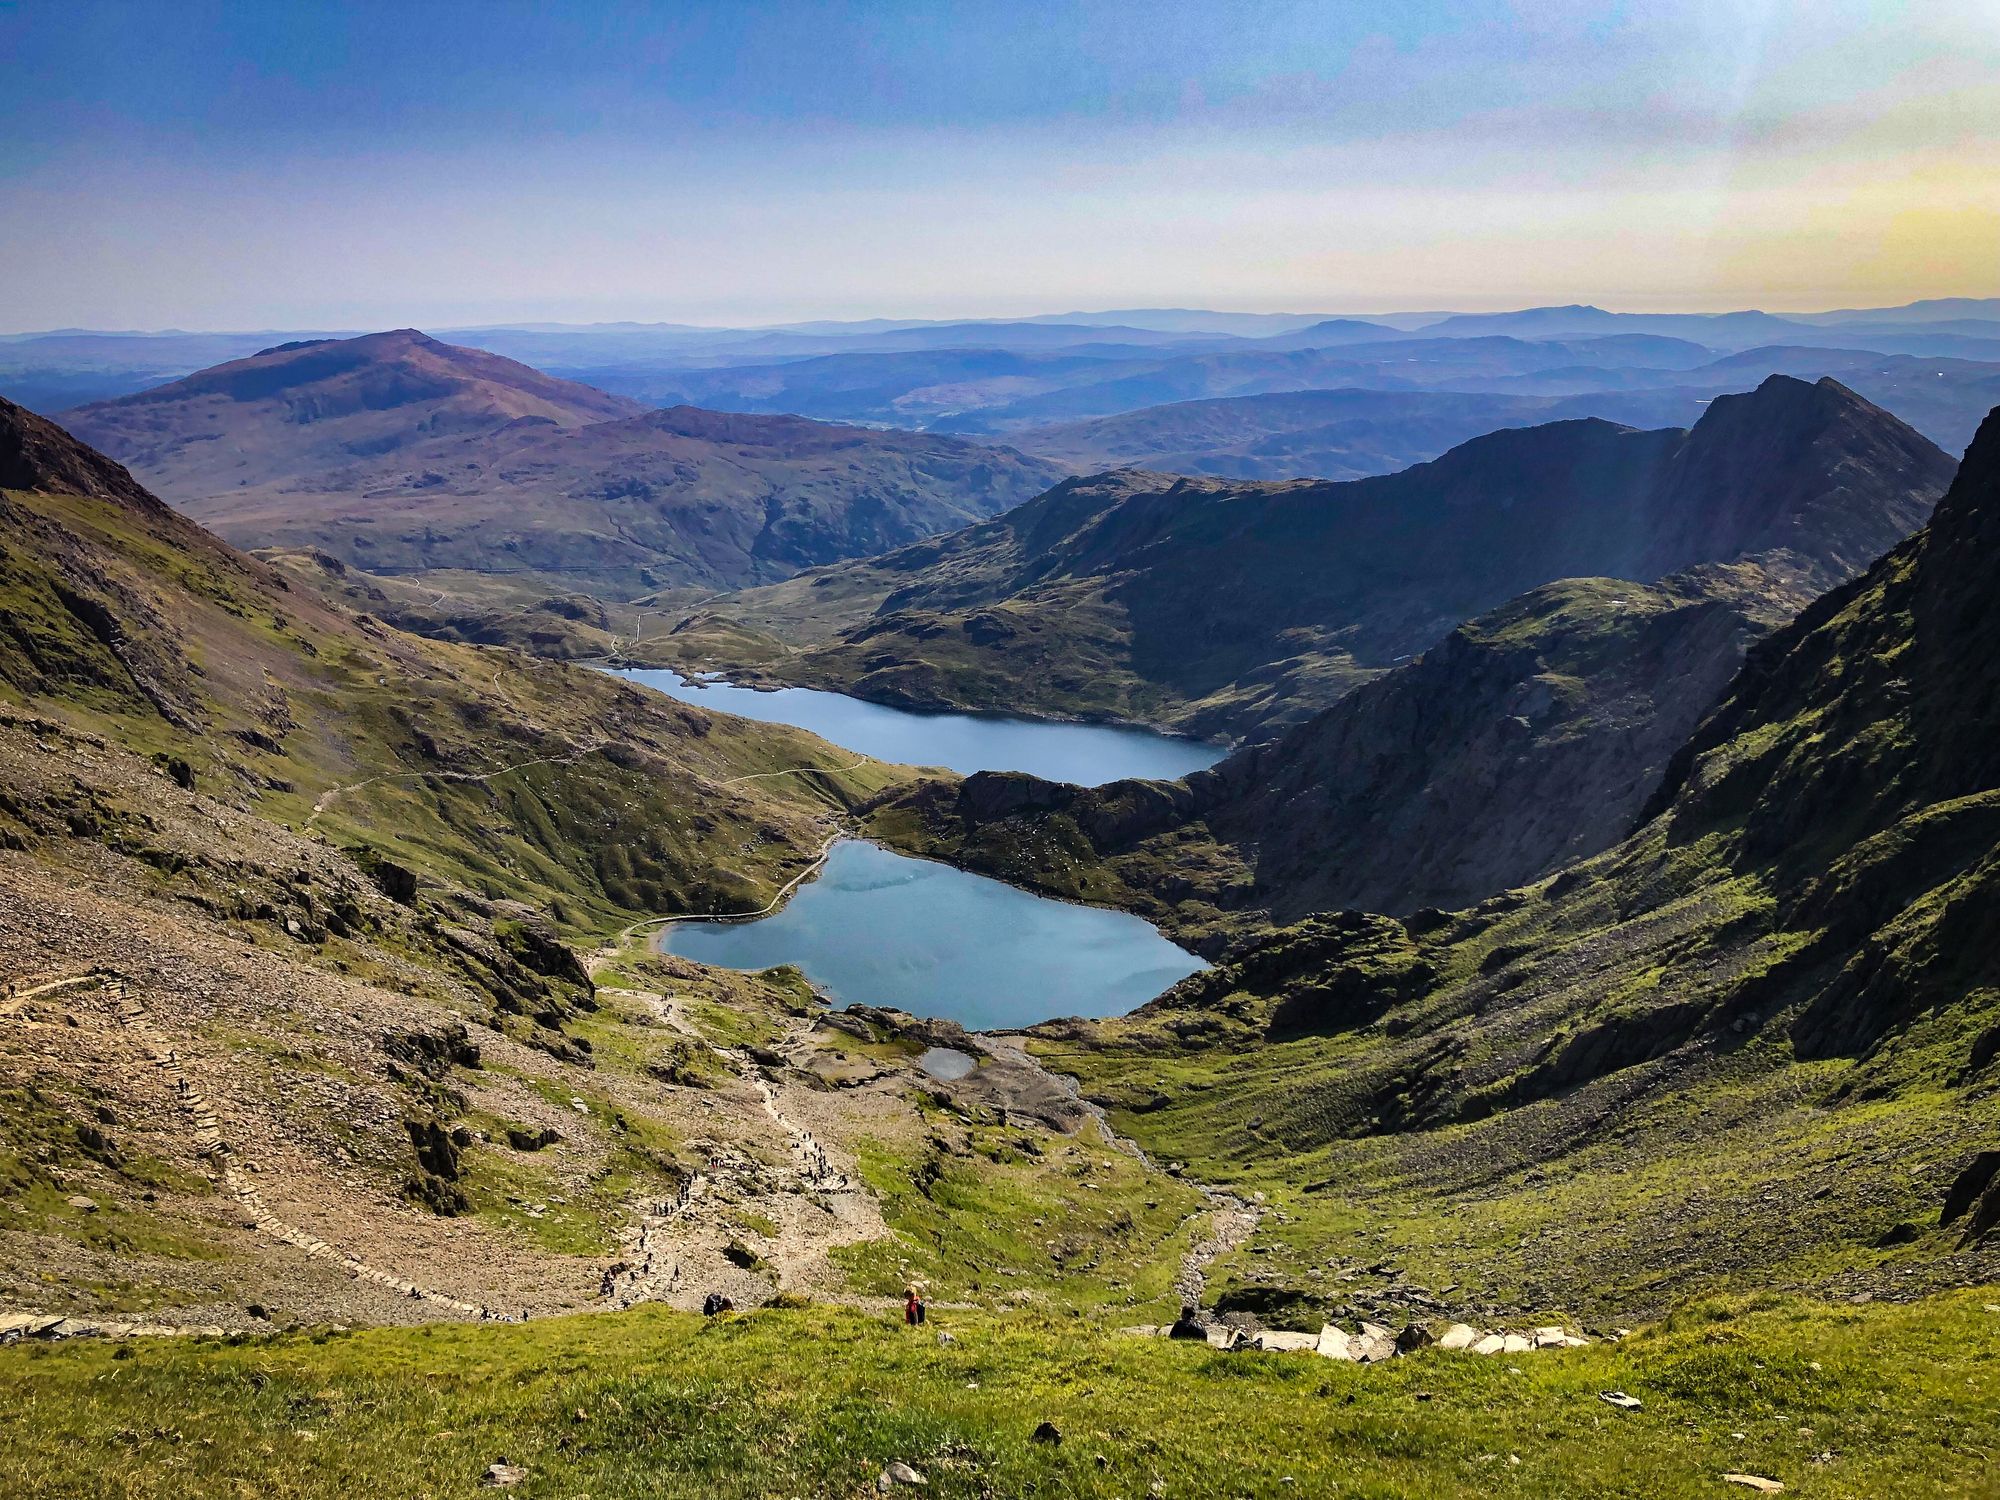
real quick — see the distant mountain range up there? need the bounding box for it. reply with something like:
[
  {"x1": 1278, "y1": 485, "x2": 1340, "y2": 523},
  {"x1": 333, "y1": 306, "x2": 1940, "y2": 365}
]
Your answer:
[
  {"x1": 1004, "y1": 387, "x2": 1718, "y2": 481},
  {"x1": 7, "y1": 298, "x2": 1995, "y2": 445},
  {"x1": 60, "y1": 331, "x2": 1066, "y2": 595},
  {"x1": 680, "y1": 377, "x2": 1954, "y2": 738}
]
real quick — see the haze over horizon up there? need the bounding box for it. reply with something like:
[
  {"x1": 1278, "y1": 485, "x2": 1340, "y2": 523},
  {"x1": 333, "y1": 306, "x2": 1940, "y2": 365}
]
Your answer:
[{"x1": 4, "y1": 0, "x2": 1995, "y2": 333}]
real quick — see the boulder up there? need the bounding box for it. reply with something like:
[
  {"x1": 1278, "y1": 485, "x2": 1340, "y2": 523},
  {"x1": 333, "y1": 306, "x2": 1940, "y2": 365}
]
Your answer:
[
  {"x1": 1501, "y1": 1333, "x2": 1533, "y2": 1354},
  {"x1": 1470, "y1": 1334, "x2": 1507, "y2": 1355},
  {"x1": 1351, "y1": 1323, "x2": 1398, "y2": 1362},
  {"x1": 1250, "y1": 1330, "x2": 1320, "y2": 1353},
  {"x1": 481, "y1": 1461, "x2": 527, "y2": 1488},
  {"x1": 1315, "y1": 1325, "x2": 1355, "y2": 1361},
  {"x1": 1436, "y1": 1323, "x2": 1480, "y2": 1351},
  {"x1": 1395, "y1": 1322, "x2": 1437, "y2": 1355}
]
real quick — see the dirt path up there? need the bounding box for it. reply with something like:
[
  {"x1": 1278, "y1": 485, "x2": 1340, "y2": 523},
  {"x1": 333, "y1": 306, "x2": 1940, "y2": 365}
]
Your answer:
[
  {"x1": 719, "y1": 756, "x2": 870, "y2": 787},
  {"x1": 979, "y1": 1034, "x2": 1263, "y2": 1311},
  {"x1": 303, "y1": 746, "x2": 604, "y2": 833},
  {"x1": 4, "y1": 970, "x2": 487, "y2": 1320},
  {"x1": 599, "y1": 993, "x2": 884, "y2": 1310}
]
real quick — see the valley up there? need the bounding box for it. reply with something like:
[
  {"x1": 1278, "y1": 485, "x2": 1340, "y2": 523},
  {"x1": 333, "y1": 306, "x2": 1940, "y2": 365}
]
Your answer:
[
  {"x1": 13, "y1": 1, "x2": 2000, "y2": 1487},
  {"x1": 4, "y1": 325, "x2": 1998, "y2": 1500}
]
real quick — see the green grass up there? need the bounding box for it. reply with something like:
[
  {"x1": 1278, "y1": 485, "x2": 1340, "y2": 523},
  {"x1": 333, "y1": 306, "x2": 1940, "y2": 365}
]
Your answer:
[
  {"x1": 832, "y1": 1111, "x2": 1206, "y2": 1318},
  {"x1": 0, "y1": 1291, "x2": 1993, "y2": 1498}
]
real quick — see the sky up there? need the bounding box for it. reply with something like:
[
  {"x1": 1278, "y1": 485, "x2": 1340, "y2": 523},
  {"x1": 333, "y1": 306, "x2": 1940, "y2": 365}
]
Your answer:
[{"x1": 1, "y1": 0, "x2": 1995, "y2": 331}]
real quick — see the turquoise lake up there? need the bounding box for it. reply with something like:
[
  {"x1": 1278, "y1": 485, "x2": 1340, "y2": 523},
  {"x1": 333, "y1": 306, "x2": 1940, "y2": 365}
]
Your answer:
[{"x1": 660, "y1": 840, "x2": 1206, "y2": 1031}]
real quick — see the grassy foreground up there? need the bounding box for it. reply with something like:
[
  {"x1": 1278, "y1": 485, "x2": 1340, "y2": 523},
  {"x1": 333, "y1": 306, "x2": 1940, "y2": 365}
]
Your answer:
[{"x1": 1, "y1": 1292, "x2": 1994, "y2": 1498}]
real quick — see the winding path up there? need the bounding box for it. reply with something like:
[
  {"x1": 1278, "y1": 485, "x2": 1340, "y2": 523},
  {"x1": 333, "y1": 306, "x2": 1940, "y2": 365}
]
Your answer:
[
  {"x1": 978, "y1": 1034, "x2": 1263, "y2": 1310},
  {"x1": 303, "y1": 746, "x2": 604, "y2": 833},
  {"x1": 2, "y1": 970, "x2": 487, "y2": 1319}
]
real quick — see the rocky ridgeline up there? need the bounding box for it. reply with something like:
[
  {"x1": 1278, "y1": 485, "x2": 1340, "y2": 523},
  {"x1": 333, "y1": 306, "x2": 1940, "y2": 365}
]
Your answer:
[{"x1": 1131, "y1": 1311, "x2": 1595, "y2": 1361}]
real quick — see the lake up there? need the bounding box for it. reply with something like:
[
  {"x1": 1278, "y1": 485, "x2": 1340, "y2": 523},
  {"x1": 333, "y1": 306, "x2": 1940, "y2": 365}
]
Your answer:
[
  {"x1": 660, "y1": 840, "x2": 1206, "y2": 1031},
  {"x1": 611, "y1": 668, "x2": 1222, "y2": 785}
]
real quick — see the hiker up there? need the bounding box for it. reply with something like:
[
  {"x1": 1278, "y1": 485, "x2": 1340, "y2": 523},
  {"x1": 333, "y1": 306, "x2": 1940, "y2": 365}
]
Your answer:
[
  {"x1": 703, "y1": 1291, "x2": 733, "y2": 1317},
  {"x1": 904, "y1": 1286, "x2": 926, "y2": 1326}
]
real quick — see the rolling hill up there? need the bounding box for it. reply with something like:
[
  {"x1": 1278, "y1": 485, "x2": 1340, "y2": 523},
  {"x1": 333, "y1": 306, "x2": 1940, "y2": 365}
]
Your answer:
[
  {"x1": 60, "y1": 332, "x2": 1067, "y2": 595},
  {"x1": 1003, "y1": 387, "x2": 1715, "y2": 481}
]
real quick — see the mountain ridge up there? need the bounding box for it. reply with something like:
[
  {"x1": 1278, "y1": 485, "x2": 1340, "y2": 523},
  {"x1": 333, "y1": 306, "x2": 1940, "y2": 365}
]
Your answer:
[{"x1": 680, "y1": 375, "x2": 1954, "y2": 737}]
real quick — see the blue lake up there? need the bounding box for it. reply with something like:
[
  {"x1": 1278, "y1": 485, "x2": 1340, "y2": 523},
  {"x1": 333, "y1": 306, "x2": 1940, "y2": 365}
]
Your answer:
[
  {"x1": 660, "y1": 840, "x2": 1206, "y2": 1031},
  {"x1": 610, "y1": 668, "x2": 1222, "y2": 785}
]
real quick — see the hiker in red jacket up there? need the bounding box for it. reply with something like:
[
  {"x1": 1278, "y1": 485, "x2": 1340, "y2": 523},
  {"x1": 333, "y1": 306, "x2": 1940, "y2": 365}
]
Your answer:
[{"x1": 904, "y1": 1286, "x2": 926, "y2": 1326}]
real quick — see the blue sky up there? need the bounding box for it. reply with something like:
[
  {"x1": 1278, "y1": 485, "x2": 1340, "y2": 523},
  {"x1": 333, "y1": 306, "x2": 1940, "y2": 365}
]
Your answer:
[{"x1": 1, "y1": 0, "x2": 1994, "y2": 329}]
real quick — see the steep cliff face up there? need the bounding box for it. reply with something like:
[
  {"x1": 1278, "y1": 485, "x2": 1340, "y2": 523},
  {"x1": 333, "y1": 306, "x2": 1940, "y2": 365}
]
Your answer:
[{"x1": 1122, "y1": 404, "x2": 2000, "y2": 1101}]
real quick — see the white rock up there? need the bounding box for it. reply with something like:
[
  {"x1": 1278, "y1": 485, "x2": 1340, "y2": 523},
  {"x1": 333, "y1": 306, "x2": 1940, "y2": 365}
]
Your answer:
[
  {"x1": 1315, "y1": 1325, "x2": 1355, "y2": 1361},
  {"x1": 1721, "y1": 1476, "x2": 1784, "y2": 1494},
  {"x1": 1251, "y1": 1331, "x2": 1319, "y2": 1353},
  {"x1": 884, "y1": 1460, "x2": 927, "y2": 1486},
  {"x1": 1436, "y1": 1323, "x2": 1480, "y2": 1351},
  {"x1": 1501, "y1": 1334, "x2": 1533, "y2": 1354},
  {"x1": 1470, "y1": 1334, "x2": 1507, "y2": 1355},
  {"x1": 1599, "y1": 1391, "x2": 1643, "y2": 1410}
]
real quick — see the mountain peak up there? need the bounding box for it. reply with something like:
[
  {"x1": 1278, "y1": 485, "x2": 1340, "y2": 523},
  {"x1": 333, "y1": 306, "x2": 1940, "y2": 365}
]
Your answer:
[
  {"x1": 61, "y1": 331, "x2": 647, "y2": 508},
  {"x1": 1643, "y1": 371, "x2": 1956, "y2": 586}
]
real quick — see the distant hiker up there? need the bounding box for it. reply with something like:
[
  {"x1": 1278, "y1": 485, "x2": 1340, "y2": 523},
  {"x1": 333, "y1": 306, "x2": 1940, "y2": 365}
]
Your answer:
[{"x1": 904, "y1": 1287, "x2": 926, "y2": 1326}]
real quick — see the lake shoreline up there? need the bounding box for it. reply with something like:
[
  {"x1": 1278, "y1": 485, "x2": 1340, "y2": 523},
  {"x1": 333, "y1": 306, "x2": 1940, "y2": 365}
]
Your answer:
[{"x1": 657, "y1": 838, "x2": 1208, "y2": 1032}]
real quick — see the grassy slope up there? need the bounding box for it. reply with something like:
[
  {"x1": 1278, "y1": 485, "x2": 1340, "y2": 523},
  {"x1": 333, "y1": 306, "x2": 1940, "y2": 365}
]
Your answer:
[
  {"x1": 1019, "y1": 412, "x2": 2000, "y2": 1321},
  {"x1": 0, "y1": 410, "x2": 1218, "y2": 1332},
  {"x1": 0, "y1": 1292, "x2": 1995, "y2": 1499},
  {"x1": 0, "y1": 476, "x2": 909, "y2": 942}
]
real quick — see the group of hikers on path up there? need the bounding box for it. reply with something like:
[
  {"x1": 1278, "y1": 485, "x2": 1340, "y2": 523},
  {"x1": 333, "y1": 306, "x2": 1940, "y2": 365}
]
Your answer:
[{"x1": 700, "y1": 1284, "x2": 927, "y2": 1324}]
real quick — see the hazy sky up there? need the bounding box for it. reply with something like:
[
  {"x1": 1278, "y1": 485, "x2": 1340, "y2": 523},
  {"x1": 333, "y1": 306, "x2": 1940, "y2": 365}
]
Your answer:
[{"x1": 2, "y1": 0, "x2": 1995, "y2": 330}]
